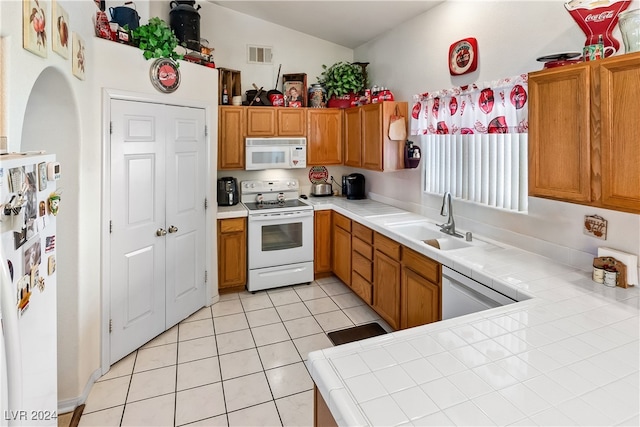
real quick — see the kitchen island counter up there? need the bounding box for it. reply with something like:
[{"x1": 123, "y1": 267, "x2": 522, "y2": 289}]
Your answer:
[{"x1": 305, "y1": 197, "x2": 639, "y2": 426}]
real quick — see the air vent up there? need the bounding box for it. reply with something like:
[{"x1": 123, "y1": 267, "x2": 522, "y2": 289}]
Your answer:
[{"x1": 247, "y1": 45, "x2": 273, "y2": 64}]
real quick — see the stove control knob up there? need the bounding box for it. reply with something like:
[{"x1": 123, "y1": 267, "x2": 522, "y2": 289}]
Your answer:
[
  {"x1": 277, "y1": 192, "x2": 285, "y2": 202},
  {"x1": 256, "y1": 193, "x2": 264, "y2": 203},
  {"x1": 250, "y1": 183, "x2": 256, "y2": 189}
]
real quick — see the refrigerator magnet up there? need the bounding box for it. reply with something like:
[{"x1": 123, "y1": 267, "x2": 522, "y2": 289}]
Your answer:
[
  {"x1": 38, "y1": 162, "x2": 47, "y2": 191},
  {"x1": 48, "y1": 255, "x2": 56, "y2": 275}
]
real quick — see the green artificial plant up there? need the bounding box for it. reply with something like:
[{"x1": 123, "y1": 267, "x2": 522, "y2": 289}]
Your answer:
[
  {"x1": 132, "y1": 17, "x2": 183, "y2": 64},
  {"x1": 317, "y1": 61, "x2": 366, "y2": 99}
]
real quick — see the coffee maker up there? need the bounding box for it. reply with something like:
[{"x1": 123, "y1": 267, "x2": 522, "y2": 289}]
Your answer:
[
  {"x1": 217, "y1": 177, "x2": 239, "y2": 206},
  {"x1": 342, "y1": 173, "x2": 365, "y2": 200}
]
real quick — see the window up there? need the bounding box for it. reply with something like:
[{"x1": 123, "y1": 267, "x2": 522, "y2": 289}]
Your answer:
[{"x1": 411, "y1": 76, "x2": 529, "y2": 212}]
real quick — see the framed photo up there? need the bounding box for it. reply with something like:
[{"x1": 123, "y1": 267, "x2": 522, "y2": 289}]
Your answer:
[
  {"x1": 37, "y1": 162, "x2": 47, "y2": 191},
  {"x1": 71, "y1": 32, "x2": 85, "y2": 80},
  {"x1": 284, "y1": 81, "x2": 304, "y2": 108},
  {"x1": 23, "y1": 0, "x2": 48, "y2": 58},
  {"x1": 52, "y1": 0, "x2": 69, "y2": 59}
]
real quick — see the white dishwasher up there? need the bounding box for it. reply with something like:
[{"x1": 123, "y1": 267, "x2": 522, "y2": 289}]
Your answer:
[{"x1": 442, "y1": 266, "x2": 516, "y2": 320}]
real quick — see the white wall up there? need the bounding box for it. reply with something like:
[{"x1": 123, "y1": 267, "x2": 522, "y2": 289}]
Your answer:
[{"x1": 354, "y1": 1, "x2": 640, "y2": 275}]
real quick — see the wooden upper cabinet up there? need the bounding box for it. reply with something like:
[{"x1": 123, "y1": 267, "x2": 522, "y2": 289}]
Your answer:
[
  {"x1": 599, "y1": 54, "x2": 640, "y2": 213},
  {"x1": 343, "y1": 101, "x2": 408, "y2": 172},
  {"x1": 307, "y1": 109, "x2": 343, "y2": 165},
  {"x1": 344, "y1": 107, "x2": 362, "y2": 167},
  {"x1": 246, "y1": 107, "x2": 277, "y2": 136},
  {"x1": 218, "y1": 106, "x2": 245, "y2": 170},
  {"x1": 277, "y1": 108, "x2": 306, "y2": 136},
  {"x1": 529, "y1": 52, "x2": 640, "y2": 214},
  {"x1": 529, "y1": 63, "x2": 592, "y2": 203}
]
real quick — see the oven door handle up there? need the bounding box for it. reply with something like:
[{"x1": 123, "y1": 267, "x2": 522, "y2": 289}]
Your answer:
[{"x1": 249, "y1": 210, "x2": 314, "y2": 221}]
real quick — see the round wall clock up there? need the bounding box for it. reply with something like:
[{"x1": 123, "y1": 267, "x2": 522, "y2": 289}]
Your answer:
[
  {"x1": 150, "y1": 58, "x2": 180, "y2": 93},
  {"x1": 448, "y1": 37, "x2": 478, "y2": 76}
]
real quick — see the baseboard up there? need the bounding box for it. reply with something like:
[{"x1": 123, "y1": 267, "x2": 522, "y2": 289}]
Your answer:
[{"x1": 57, "y1": 368, "x2": 101, "y2": 414}]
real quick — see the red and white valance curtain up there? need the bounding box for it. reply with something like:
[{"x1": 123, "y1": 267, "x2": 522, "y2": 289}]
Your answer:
[{"x1": 411, "y1": 75, "x2": 530, "y2": 212}]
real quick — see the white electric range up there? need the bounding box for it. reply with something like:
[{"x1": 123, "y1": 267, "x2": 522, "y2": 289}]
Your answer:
[{"x1": 240, "y1": 179, "x2": 314, "y2": 292}]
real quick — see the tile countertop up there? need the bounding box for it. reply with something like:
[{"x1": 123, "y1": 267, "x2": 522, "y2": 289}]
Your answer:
[
  {"x1": 305, "y1": 197, "x2": 640, "y2": 426},
  {"x1": 216, "y1": 204, "x2": 248, "y2": 219}
]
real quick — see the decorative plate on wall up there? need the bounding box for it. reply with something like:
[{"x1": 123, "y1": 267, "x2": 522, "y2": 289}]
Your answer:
[
  {"x1": 448, "y1": 37, "x2": 478, "y2": 76},
  {"x1": 150, "y1": 58, "x2": 180, "y2": 93}
]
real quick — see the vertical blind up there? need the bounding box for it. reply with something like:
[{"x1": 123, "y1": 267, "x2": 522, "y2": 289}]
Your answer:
[{"x1": 411, "y1": 75, "x2": 529, "y2": 212}]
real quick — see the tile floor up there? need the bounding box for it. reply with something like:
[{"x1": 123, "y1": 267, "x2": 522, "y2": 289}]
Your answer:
[{"x1": 78, "y1": 276, "x2": 391, "y2": 427}]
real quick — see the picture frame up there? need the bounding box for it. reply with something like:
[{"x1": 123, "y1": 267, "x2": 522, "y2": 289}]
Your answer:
[
  {"x1": 23, "y1": 0, "x2": 48, "y2": 58},
  {"x1": 283, "y1": 81, "x2": 304, "y2": 108},
  {"x1": 52, "y1": 0, "x2": 70, "y2": 59},
  {"x1": 71, "y1": 32, "x2": 85, "y2": 80}
]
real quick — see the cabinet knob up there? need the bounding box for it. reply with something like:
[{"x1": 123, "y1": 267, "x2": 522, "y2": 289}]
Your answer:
[
  {"x1": 168, "y1": 225, "x2": 179, "y2": 233},
  {"x1": 156, "y1": 228, "x2": 167, "y2": 237}
]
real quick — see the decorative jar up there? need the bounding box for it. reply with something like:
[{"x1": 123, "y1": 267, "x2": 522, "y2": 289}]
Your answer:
[
  {"x1": 618, "y1": 9, "x2": 640, "y2": 53},
  {"x1": 308, "y1": 84, "x2": 327, "y2": 108}
]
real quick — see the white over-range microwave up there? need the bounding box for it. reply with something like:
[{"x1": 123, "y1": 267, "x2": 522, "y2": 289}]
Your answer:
[{"x1": 245, "y1": 137, "x2": 307, "y2": 170}]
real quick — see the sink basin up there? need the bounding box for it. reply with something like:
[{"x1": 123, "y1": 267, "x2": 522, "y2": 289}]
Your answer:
[{"x1": 387, "y1": 221, "x2": 481, "y2": 251}]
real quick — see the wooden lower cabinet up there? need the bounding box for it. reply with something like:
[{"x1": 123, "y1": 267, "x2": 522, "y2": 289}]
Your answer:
[
  {"x1": 331, "y1": 212, "x2": 351, "y2": 286},
  {"x1": 373, "y1": 232, "x2": 402, "y2": 330},
  {"x1": 314, "y1": 210, "x2": 332, "y2": 277},
  {"x1": 314, "y1": 386, "x2": 337, "y2": 427},
  {"x1": 401, "y1": 248, "x2": 441, "y2": 329},
  {"x1": 217, "y1": 218, "x2": 247, "y2": 290}
]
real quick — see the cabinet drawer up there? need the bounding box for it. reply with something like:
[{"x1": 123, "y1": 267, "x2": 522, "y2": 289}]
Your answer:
[
  {"x1": 403, "y1": 247, "x2": 440, "y2": 284},
  {"x1": 352, "y1": 251, "x2": 373, "y2": 282},
  {"x1": 375, "y1": 232, "x2": 401, "y2": 260},
  {"x1": 351, "y1": 272, "x2": 372, "y2": 305},
  {"x1": 352, "y1": 222, "x2": 373, "y2": 244},
  {"x1": 219, "y1": 217, "x2": 245, "y2": 233},
  {"x1": 352, "y1": 237, "x2": 373, "y2": 260},
  {"x1": 333, "y1": 212, "x2": 351, "y2": 232}
]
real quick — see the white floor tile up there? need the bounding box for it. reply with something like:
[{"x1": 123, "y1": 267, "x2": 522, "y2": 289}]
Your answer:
[
  {"x1": 182, "y1": 306, "x2": 212, "y2": 323},
  {"x1": 283, "y1": 316, "x2": 323, "y2": 339},
  {"x1": 219, "y1": 348, "x2": 263, "y2": 380},
  {"x1": 223, "y1": 372, "x2": 273, "y2": 412},
  {"x1": 245, "y1": 307, "x2": 281, "y2": 328},
  {"x1": 175, "y1": 382, "x2": 226, "y2": 426},
  {"x1": 98, "y1": 351, "x2": 135, "y2": 382},
  {"x1": 294, "y1": 284, "x2": 328, "y2": 301},
  {"x1": 217, "y1": 292, "x2": 240, "y2": 302},
  {"x1": 179, "y1": 319, "x2": 214, "y2": 341},
  {"x1": 275, "y1": 302, "x2": 312, "y2": 321},
  {"x1": 121, "y1": 393, "x2": 175, "y2": 427},
  {"x1": 257, "y1": 340, "x2": 302, "y2": 370},
  {"x1": 293, "y1": 333, "x2": 333, "y2": 360},
  {"x1": 265, "y1": 362, "x2": 313, "y2": 399},
  {"x1": 241, "y1": 293, "x2": 274, "y2": 311},
  {"x1": 227, "y1": 401, "x2": 282, "y2": 427},
  {"x1": 314, "y1": 276, "x2": 340, "y2": 285},
  {"x1": 275, "y1": 390, "x2": 314, "y2": 427},
  {"x1": 181, "y1": 414, "x2": 228, "y2": 427},
  {"x1": 213, "y1": 312, "x2": 249, "y2": 334},
  {"x1": 78, "y1": 405, "x2": 123, "y2": 427},
  {"x1": 127, "y1": 365, "x2": 176, "y2": 403},
  {"x1": 304, "y1": 297, "x2": 340, "y2": 315},
  {"x1": 177, "y1": 356, "x2": 221, "y2": 391},
  {"x1": 178, "y1": 335, "x2": 217, "y2": 364},
  {"x1": 313, "y1": 310, "x2": 354, "y2": 332},
  {"x1": 216, "y1": 329, "x2": 255, "y2": 355},
  {"x1": 83, "y1": 375, "x2": 130, "y2": 414},
  {"x1": 133, "y1": 343, "x2": 177, "y2": 373},
  {"x1": 211, "y1": 299, "x2": 244, "y2": 318},
  {"x1": 268, "y1": 289, "x2": 302, "y2": 306},
  {"x1": 251, "y1": 322, "x2": 290, "y2": 347},
  {"x1": 317, "y1": 280, "x2": 351, "y2": 296},
  {"x1": 141, "y1": 325, "x2": 178, "y2": 349},
  {"x1": 343, "y1": 305, "x2": 381, "y2": 325},
  {"x1": 332, "y1": 292, "x2": 366, "y2": 309}
]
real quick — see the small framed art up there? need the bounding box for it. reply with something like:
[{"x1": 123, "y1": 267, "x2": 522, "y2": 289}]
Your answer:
[
  {"x1": 52, "y1": 0, "x2": 70, "y2": 59},
  {"x1": 23, "y1": 0, "x2": 48, "y2": 58}
]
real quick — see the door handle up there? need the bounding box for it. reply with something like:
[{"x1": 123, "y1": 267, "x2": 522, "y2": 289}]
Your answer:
[
  {"x1": 156, "y1": 228, "x2": 167, "y2": 237},
  {"x1": 168, "y1": 225, "x2": 178, "y2": 233}
]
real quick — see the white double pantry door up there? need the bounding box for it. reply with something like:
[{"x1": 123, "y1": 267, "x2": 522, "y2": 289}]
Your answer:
[{"x1": 109, "y1": 99, "x2": 207, "y2": 364}]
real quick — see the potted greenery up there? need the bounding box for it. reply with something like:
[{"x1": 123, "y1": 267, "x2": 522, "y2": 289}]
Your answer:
[
  {"x1": 317, "y1": 61, "x2": 366, "y2": 108},
  {"x1": 131, "y1": 17, "x2": 183, "y2": 64}
]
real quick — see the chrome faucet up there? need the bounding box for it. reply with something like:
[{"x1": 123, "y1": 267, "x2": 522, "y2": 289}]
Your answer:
[{"x1": 438, "y1": 192, "x2": 463, "y2": 238}]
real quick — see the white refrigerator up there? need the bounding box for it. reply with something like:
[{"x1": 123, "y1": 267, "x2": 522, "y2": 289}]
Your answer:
[{"x1": 0, "y1": 153, "x2": 58, "y2": 426}]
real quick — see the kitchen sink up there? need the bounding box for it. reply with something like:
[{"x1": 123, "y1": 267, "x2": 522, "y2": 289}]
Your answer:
[{"x1": 387, "y1": 221, "x2": 484, "y2": 251}]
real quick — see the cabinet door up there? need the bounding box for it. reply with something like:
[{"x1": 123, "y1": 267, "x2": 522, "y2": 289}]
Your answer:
[
  {"x1": 246, "y1": 107, "x2": 277, "y2": 136},
  {"x1": 373, "y1": 251, "x2": 401, "y2": 330},
  {"x1": 218, "y1": 106, "x2": 245, "y2": 170},
  {"x1": 217, "y1": 218, "x2": 247, "y2": 289},
  {"x1": 278, "y1": 108, "x2": 306, "y2": 136},
  {"x1": 344, "y1": 107, "x2": 362, "y2": 167},
  {"x1": 599, "y1": 54, "x2": 640, "y2": 213},
  {"x1": 314, "y1": 210, "x2": 332, "y2": 275},
  {"x1": 332, "y1": 224, "x2": 351, "y2": 286},
  {"x1": 528, "y1": 65, "x2": 592, "y2": 202},
  {"x1": 401, "y1": 268, "x2": 440, "y2": 329},
  {"x1": 361, "y1": 103, "x2": 383, "y2": 171},
  {"x1": 307, "y1": 109, "x2": 343, "y2": 165}
]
